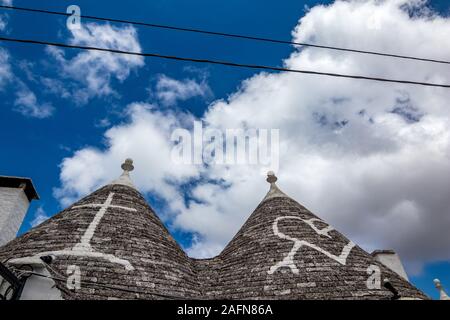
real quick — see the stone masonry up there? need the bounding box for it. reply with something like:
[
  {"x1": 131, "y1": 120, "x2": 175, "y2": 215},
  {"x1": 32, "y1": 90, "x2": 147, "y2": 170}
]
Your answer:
[{"x1": 0, "y1": 169, "x2": 428, "y2": 300}]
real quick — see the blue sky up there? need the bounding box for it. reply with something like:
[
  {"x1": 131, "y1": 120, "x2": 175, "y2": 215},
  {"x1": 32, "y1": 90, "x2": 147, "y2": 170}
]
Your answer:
[
  {"x1": 1, "y1": 0, "x2": 450, "y2": 299},
  {"x1": 2, "y1": 0, "x2": 333, "y2": 245}
]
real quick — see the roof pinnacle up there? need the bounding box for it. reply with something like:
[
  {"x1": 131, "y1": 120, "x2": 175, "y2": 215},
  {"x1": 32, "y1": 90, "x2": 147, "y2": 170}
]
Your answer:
[
  {"x1": 434, "y1": 279, "x2": 450, "y2": 300},
  {"x1": 121, "y1": 158, "x2": 135, "y2": 173},
  {"x1": 266, "y1": 171, "x2": 278, "y2": 184},
  {"x1": 262, "y1": 171, "x2": 289, "y2": 202},
  {"x1": 110, "y1": 158, "x2": 136, "y2": 189}
]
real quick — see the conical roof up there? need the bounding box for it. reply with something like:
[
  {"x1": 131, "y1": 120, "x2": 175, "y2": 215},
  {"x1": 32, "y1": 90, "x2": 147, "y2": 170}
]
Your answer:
[
  {"x1": 0, "y1": 166, "x2": 428, "y2": 300},
  {"x1": 0, "y1": 160, "x2": 198, "y2": 299},
  {"x1": 199, "y1": 172, "x2": 427, "y2": 299}
]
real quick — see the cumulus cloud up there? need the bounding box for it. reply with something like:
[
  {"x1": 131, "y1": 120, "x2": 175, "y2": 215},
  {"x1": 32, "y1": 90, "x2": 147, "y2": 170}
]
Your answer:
[
  {"x1": 56, "y1": 0, "x2": 450, "y2": 273},
  {"x1": 47, "y1": 23, "x2": 144, "y2": 105},
  {"x1": 54, "y1": 103, "x2": 199, "y2": 207},
  {"x1": 14, "y1": 82, "x2": 54, "y2": 118},
  {"x1": 152, "y1": 74, "x2": 212, "y2": 106}
]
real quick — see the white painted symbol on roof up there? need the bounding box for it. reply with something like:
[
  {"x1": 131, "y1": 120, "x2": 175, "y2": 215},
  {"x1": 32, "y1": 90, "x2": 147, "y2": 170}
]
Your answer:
[
  {"x1": 72, "y1": 192, "x2": 136, "y2": 252},
  {"x1": 9, "y1": 192, "x2": 136, "y2": 271},
  {"x1": 67, "y1": 265, "x2": 81, "y2": 290},
  {"x1": 268, "y1": 216, "x2": 355, "y2": 275}
]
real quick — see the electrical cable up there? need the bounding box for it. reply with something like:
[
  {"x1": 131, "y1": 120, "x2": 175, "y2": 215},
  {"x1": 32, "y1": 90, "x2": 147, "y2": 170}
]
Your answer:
[
  {"x1": 0, "y1": 36, "x2": 449, "y2": 88},
  {"x1": 1, "y1": 4, "x2": 450, "y2": 65}
]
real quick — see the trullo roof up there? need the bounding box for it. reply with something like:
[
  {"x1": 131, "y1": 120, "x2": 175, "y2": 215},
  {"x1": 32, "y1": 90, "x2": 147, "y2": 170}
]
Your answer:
[{"x1": 0, "y1": 162, "x2": 427, "y2": 300}]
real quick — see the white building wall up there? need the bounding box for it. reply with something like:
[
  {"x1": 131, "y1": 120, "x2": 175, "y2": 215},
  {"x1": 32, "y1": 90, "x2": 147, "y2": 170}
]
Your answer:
[
  {"x1": 0, "y1": 187, "x2": 30, "y2": 246},
  {"x1": 373, "y1": 251, "x2": 409, "y2": 281},
  {"x1": 19, "y1": 267, "x2": 63, "y2": 300}
]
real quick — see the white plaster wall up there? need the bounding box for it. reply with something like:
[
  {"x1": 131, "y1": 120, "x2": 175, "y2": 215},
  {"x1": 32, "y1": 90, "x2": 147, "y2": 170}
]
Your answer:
[
  {"x1": 19, "y1": 267, "x2": 63, "y2": 300},
  {"x1": 0, "y1": 187, "x2": 30, "y2": 246},
  {"x1": 374, "y1": 253, "x2": 409, "y2": 281}
]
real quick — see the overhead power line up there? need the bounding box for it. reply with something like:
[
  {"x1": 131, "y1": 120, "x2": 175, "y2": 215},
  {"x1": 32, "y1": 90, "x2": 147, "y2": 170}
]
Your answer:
[
  {"x1": 1, "y1": 4, "x2": 450, "y2": 65},
  {"x1": 0, "y1": 35, "x2": 449, "y2": 88}
]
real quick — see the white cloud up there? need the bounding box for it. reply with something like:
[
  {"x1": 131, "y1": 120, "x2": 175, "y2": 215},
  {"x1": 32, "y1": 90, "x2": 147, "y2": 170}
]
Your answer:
[
  {"x1": 0, "y1": 48, "x2": 12, "y2": 88},
  {"x1": 47, "y1": 23, "x2": 144, "y2": 105},
  {"x1": 0, "y1": 15, "x2": 7, "y2": 31},
  {"x1": 0, "y1": 55, "x2": 55, "y2": 119},
  {"x1": 40, "y1": 77, "x2": 71, "y2": 99},
  {"x1": 0, "y1": 1, "x2": 12, "y2": 31},
  {"x1": 54, "y1": 103, "x2": 199, "y2": 207},
  {"x1": 153, "y1": 75, "x2": 212, "y2": 106},
  {"x1": 95, "y1": 117, "x2": 112, "y2": 128},
  {"x1": 30, "y1": 207, "x2": 50, "y2": 227},
  {"x1": 56, "y1": 0, "x2": 450, "y2": 273},
  {"x1": 14, "y1": 82, "x2": 54, "y2": 118}
]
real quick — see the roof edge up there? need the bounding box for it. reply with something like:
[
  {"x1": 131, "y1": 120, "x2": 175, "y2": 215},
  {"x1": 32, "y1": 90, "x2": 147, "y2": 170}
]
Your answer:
[{"x1": 0, "y1": 176, "x2": 39, "y2": 201}]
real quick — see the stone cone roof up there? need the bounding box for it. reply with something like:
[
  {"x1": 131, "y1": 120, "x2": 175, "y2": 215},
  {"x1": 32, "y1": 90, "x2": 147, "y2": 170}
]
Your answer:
[
  {"x1": 0, "y1": 165, "x2": 428, "y2": 300},
  {"x1": 0, "y1": 175, "x2": 198, "y2": 299},
  {"x1": 201, "y1": 185, "x2": 427, "y2": 299}
]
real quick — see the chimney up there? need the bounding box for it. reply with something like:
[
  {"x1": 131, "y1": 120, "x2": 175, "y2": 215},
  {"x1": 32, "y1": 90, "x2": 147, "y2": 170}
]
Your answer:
[
  {"x1": 0, "y1": 176, "x2": 39, "y2": 246},
  {"x1": 371, "y1": 249, "x2": 409, "y2": 281}
]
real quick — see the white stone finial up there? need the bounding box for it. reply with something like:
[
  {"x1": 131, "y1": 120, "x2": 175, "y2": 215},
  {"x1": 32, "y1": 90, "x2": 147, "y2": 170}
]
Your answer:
[
  {"x1": 121, "y1": 158, "x2": 134, "y2": 172},
  {"x1": 110, "y1": 158, "x2": 136, "y2": 188},
  {"x1": 262, "y1": 171, "x2": 289, "y2": 202},
  {"x1": 434, "y1": 279, "x2": 450, "y2": 300},
  {"x1": 267, "y1": 171, "x2": 278, "y2": 184}
]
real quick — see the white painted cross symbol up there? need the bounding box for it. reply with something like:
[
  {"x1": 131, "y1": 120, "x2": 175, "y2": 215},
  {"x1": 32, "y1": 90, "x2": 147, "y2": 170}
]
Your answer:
[
  {"x1": 72, "y1": 192, "x2": 136, "y2": 252},
  {"x1": 9, "y1": 159, "x2": 138, "y2": 272},
  {"x1": 10, "y1": 192, "x2": 136, "y2": 271}
]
